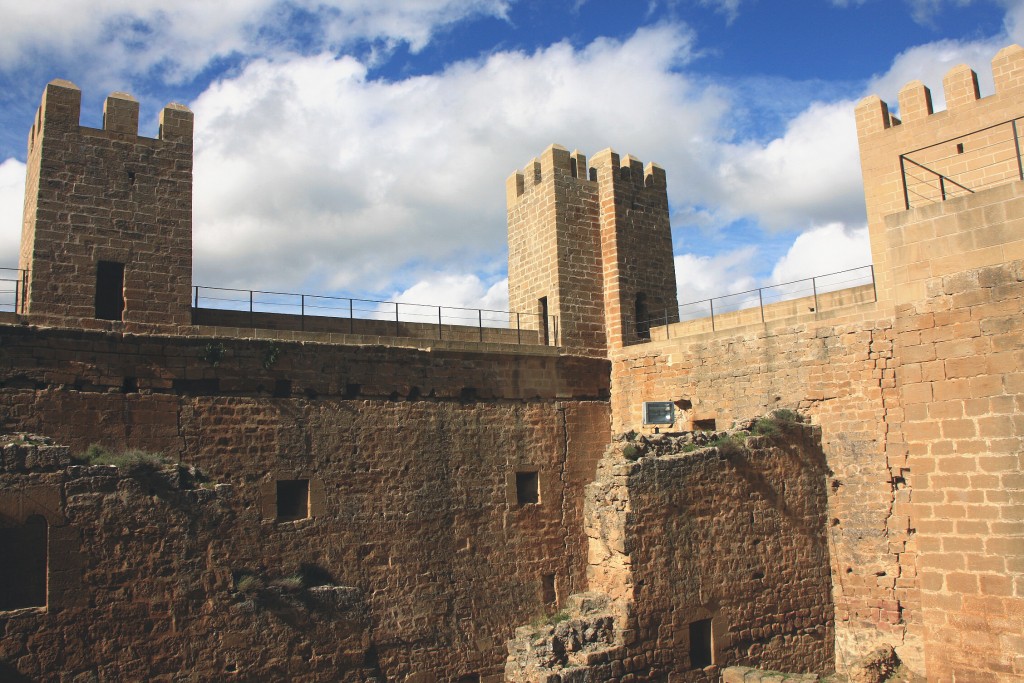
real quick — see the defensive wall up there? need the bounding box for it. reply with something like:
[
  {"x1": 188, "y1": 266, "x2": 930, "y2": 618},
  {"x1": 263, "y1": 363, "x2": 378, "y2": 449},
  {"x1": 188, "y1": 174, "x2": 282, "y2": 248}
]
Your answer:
[
  {"x1": 0, "y1": 46, "x2": 1022, "y2": 683},
  {"x1": 607, "y1": 46, "x2": 1024, "y2": 681}
]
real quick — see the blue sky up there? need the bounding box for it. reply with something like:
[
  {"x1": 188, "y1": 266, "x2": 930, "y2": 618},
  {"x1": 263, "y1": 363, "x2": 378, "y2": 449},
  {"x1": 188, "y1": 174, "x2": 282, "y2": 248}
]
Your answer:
[{"x1": 0, "y1": 0, "x2": 1019, "y2": 311}]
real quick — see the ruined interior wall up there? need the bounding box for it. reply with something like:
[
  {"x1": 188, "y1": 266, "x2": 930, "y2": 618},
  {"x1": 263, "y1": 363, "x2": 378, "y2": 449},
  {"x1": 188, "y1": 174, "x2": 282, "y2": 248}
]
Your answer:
[
  {"x1": 1, "y1": 452, "x2": 380, "y2": 682},
  {"x1": 0, "y1": 325, "x2": 610, "y2": 681},
  {"x1": 616, "y1": 427, "x2": 836, "y2": 679},
  {"x1": 609, "y1": 306, "x2": 923, "y2": 675}
]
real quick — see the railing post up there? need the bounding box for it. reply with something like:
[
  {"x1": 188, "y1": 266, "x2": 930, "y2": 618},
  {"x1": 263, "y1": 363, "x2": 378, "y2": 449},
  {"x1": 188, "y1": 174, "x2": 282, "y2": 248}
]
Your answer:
[
  {"x1": 13, "y1": 278, "x2": 18, "y2": 314},
  {"x1": 21, "y1": 270, "x2": 27, "y2": 313},
  {"x1": 249, "y1": 290, "x2": 254, "y2": 328},
  {"x1": 349, "y1": 299, "x2": 354, "y2": 334},
  {"x1": 709, "y1": 299, "x2": 715, "y2": 332},
  {"x1": 194, "y1": 286, "x2": 199, "y2": 309},
  {"x1": 812, "y1": 277, "x2": 819, "y2": 313},
  {"x1": 438, "y1": 307, "x2": 443, "y2": 340},
  {"x1": 516, "y1": 312, "x2": 521, "y2": 345},
  {"x1": 664, "y1": 308, "x2": 669, "y2": 340},
  {"x1": 870, "y1": 264, "x2": 878, "y2": 303},
  {"x1": 395, "y1": 302, "x2": 400, "y2": 337},
  {"x1": 899, "y1": 155, "x2": 910, "y2": 210},
  {"x1": 1013, "y1": 119, "x2": 1023, "y2": 182},
  {"x1": 939, "y1": 175, "x2": 946, "y2": 201},
  {"x1": 300, "y1": 294, "x2": 305, "y2": 332},
  {"x1": 478, "y1": 309, "x2": 483, "y2": 342},
  {"x1": 758, "y1": 288, "x2": 764, "y2": 323}
]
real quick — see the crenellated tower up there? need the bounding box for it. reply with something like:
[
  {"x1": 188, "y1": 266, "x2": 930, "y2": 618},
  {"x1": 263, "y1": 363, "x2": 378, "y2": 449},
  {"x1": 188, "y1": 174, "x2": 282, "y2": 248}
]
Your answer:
[
  {"x1": 506, "y1": 144, "x2": 678, "y2": 357},
  {"x1": 855, "y1": 44, "x2": 1024, "y2": 305},
  {"x1": 19, "y1": 79, "x2": 194, "y2": 330}
]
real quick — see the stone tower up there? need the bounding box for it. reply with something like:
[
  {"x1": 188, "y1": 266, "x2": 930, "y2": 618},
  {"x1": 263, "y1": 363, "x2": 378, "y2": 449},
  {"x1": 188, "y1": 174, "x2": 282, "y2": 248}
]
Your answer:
[
  {"x1": 19, "y1": 79, "x2": 194, "y2": 330},
  {"x1": 506, "y1": 144, "x2": 678, "y2": 357}
]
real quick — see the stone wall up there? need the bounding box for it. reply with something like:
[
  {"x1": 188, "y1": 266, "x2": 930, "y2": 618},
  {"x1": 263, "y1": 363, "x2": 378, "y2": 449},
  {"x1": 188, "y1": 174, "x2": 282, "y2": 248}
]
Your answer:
[
  {"x1": 617, "y1": 429, "x2": 835, "y2": 679},
  {"x1": 506, "y1": 425, "x2": 836, "y2": 682},
  {"x1": 609, "y1": 303, "x2": 922, "y2": 675},
  {"x1": 0, "y1": 325, "x2": 611, "y2": 681},
  {"x1": 893, "y1": 258, "x2": 1024, "y2": 680}
]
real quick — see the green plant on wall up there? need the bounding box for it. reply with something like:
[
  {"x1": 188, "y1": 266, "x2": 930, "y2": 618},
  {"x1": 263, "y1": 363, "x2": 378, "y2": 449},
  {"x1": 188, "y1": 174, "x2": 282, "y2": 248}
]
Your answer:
[
  {"x1": 262, "y1": 342, "x2": 281, "y2": 369},
  {"x1": 204, "y1": 342, "x2": 226, "y2": 366}
]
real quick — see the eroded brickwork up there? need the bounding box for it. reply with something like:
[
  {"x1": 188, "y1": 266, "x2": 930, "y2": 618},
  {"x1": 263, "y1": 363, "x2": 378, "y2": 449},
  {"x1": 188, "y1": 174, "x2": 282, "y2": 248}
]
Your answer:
[
  {"x1": 506, "y1": 425, "x2": 835, "y2": 681},
  {"x1": 0, "y1": 326, "x2": 610, "y2": 681}
]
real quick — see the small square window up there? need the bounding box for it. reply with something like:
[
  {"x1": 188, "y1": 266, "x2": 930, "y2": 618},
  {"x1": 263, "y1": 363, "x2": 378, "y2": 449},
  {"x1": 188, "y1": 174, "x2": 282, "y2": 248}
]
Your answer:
[
  {"x1": 276, "y1": 480, "x2": 310, "y2": 521},
  {"x1": 516, "y1": 471, "x2": 539, "y2": 505}
]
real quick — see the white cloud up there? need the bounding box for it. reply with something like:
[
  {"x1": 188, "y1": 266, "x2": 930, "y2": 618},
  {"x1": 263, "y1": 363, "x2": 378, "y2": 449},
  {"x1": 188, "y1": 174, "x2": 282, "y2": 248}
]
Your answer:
[
  {"x1": 768, "y1": 222, "x2": 872, "y2": 285},
  {"x1": 190, "y1": 24, "x2": 727, "y2": 294},
  {"x1": 709, "y1": 100, "x2": 865, "y2": 230},
  {"x1": 674, "y1": 247, "x2": 759, "y2": 309},
  {"x1": 0, "y1": 0, "x2": 512, "y2": 85},
  {"x1": 0, "y1": 158, "x2": 24, "y2": 267}
]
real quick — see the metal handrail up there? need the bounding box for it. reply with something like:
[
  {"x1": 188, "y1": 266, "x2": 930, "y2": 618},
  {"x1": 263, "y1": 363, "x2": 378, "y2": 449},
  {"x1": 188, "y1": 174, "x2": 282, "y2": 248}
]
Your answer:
[
  {"x1": 0, "y1": 268, "x2": 26, "y2": 314},
  {"x1": 900, "y1": 117, "x2": 1024, "y2": 210},
  {"x1": 633, "y1": 265, "x2": 876, "y2": 338},
  {"x1": 192, "y1": 284, "x2": 558, "y2": 346}
]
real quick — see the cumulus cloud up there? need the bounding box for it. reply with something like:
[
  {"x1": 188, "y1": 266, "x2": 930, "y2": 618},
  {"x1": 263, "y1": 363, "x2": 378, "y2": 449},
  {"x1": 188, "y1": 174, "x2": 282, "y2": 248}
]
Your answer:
[
  {"x1": 0, "y1": 158, "x2": 24, "y2": 265},
  {"x1": 710, "y1": 100, "x2": 865, "y2": 231},
  {"x1": 768, "y1": 222, "x2": 872, "y2": 287},
  {"x1": 0, "y1": 0, "x2": 512, "y2": 85},
  {"x1": 674, "y1": 247, "x2": 759, "y2": 309},
  {"x1": 189, "y1": 24, "x2": 727, "y2": 295}
]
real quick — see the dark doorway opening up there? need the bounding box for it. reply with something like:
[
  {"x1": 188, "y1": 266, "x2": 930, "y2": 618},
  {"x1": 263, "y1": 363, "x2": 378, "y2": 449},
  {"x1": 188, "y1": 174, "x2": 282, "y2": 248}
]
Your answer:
[
  {"x1": 516, "y1": 471, "x2": 540, "y2": 505},
  {"x1": 635, "y1": 292, "x2": 650, "y2": 340},
  {"x1": 276, "y1": 480, "x2": 310, "y2": 521},
  {"x1": 539, "y1": 297, "x2": 550, "y2": 345},
  {"x1": 95, "y1": 261, "x2": 125, "y2": 320},
  {"x1": 689, "y1": 618, "x2": 713, "y2": 669},
  {"x1": 0, "y1": 515, "x2": 47, "y2": 610}
]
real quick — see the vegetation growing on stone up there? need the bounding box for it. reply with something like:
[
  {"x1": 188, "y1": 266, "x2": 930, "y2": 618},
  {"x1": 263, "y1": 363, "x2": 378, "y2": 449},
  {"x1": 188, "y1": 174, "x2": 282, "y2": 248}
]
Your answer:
[{"x1": 75, "y1": 444, "x2": 172, "y2": 472}]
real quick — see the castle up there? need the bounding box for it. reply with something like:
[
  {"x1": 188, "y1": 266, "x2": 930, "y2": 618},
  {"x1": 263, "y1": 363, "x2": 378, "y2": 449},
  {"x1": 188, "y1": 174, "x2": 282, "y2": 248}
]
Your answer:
[{"x1": 0, "y1": 45, "x2": 1022, "y2": 683}]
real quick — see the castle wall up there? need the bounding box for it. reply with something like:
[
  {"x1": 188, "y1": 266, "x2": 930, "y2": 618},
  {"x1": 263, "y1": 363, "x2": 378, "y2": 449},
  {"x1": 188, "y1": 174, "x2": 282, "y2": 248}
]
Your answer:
[
  {"x1": 591, "y1": 428, "x2": 835, "y2": 679},
  {"x1": 608, "y1": 304, "x2": 920, "y2": 674},
  {"x1": 856, "y1": 44, "x2": 1024, "y2": 307},
  {"x1": 610, "y1": 181, "x2": 1024, "y2": 680},
  {"x1": 505, "y1": 426, "x2": 835, "y2": 681},
  {"x1": 0, "y1": 325, "x2": 610, "y2": 681}
]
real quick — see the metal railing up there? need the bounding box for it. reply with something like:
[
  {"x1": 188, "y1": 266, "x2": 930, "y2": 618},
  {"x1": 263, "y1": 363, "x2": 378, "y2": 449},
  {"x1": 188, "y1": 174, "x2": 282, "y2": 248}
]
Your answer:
[
  {"x1": 634, "y1": 265, "x2": 876, "y2": 335},
  {"x1": 0, "y1": 268, "x2": 26, "y2": 313},
  {"x1": 900, "y1": 117, "x2": 1024, "y2": 209},
  {"x1": 192, "y1": 285, "x2": 558, "y2": 346}
]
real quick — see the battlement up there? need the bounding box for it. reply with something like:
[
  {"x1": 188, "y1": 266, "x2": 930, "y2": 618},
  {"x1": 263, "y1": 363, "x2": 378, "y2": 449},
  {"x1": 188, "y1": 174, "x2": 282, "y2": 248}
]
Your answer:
[
  {"x1": 27, "y1": 79, "x2": 193, "y2": 155},
  {"x1": 855, "y1": 44, "x2": 1024, "y2": 136},
  {"x1": 506, "y1": 145, "x2": 666, "y2": 206}
]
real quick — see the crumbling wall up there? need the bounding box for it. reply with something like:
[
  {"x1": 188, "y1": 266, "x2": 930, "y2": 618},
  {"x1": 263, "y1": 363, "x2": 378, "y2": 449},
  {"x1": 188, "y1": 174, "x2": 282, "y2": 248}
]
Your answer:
[
  {"x1": 0, "y1": 326, "x2": 611, "y2": 681},
  {"x1": 0, "y1": 437, "x2": 380, "y2": 681},
  {"x1": 507, "y1": 423, "x2": 835, "y2": 682},
  {"x1": 609, "y1": 306, "x2": 919, "y2": 674}
]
